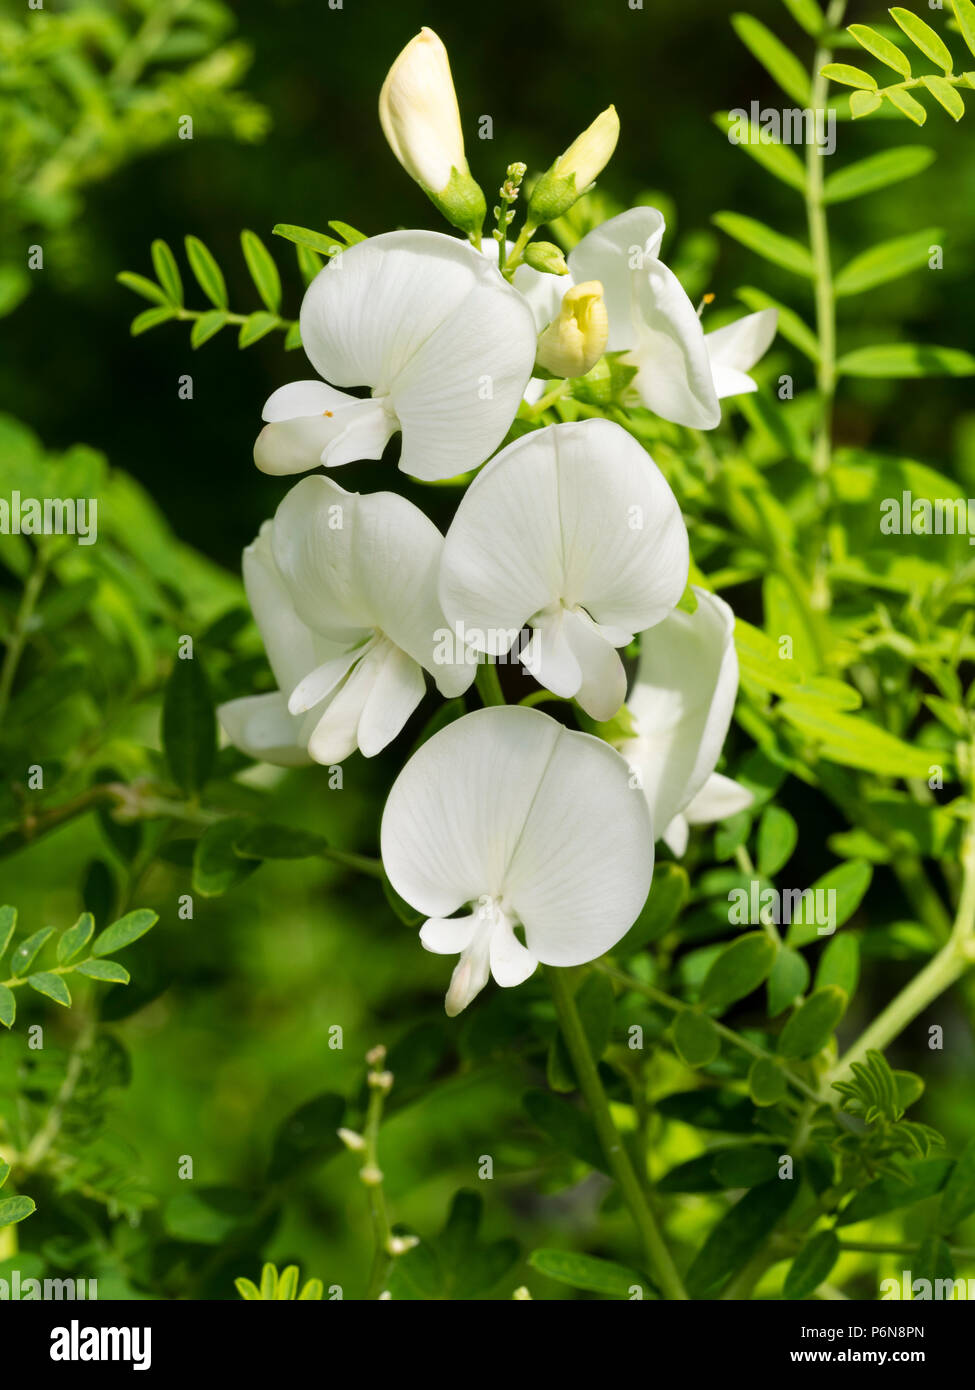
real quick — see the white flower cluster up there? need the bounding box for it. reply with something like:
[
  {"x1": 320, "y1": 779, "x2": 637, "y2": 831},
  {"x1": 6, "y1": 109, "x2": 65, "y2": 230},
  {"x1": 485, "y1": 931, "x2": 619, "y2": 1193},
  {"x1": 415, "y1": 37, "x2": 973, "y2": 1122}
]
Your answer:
[{"x1": 218, "y1": 28, "x2": 768, "y2": 1015}]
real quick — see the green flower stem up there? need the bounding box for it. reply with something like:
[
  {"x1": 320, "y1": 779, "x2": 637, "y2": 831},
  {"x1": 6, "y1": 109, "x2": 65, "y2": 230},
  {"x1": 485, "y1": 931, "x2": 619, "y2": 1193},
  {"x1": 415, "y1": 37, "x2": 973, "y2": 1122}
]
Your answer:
[
  {"x1": 0, "y1": 545, "x2": 50, "y2": 726},
  {"x1": 362, "y1": 1055, "x2": 394, "y2": 1300},
  {"x1": 548, "y1": 966, "x2": 688, "y2": 1300},
  {"x1": 804, "y1": 0, "x2": 847, "y2": 615},
  {"x1": 599, "y1": 964, "x2": 824, "y2": 1108},
  {"x1": 502, "y1": 219, "x2": 538, "y2": 278},
  {"x1": 824, "y1": 813, "x2": 975, "y2": 1093},
  {"x1": 474, "y1": 659, "x2": 505, "y2": 707}
]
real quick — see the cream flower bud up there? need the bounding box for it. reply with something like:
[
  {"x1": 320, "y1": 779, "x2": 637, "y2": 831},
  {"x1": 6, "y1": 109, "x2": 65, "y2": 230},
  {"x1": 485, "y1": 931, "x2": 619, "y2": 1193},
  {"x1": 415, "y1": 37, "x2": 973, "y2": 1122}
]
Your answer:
[
  {"x1": 535, "y1": 280, "x2": 609, "y2": 378},
  {"x1": 553, "y1": 105, "x2": 620, "y2": 189},
  {"x1": 527, "y1": 106, "x2": 619, "y2": 224},
  {"x1": 379, "y1": 28, "x2": 486, "y2": 237}
]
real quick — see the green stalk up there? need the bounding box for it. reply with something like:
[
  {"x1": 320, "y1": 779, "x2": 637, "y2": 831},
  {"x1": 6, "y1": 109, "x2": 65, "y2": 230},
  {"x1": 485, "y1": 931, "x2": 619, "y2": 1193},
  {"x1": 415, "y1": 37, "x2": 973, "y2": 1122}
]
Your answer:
[
  {"x1": 548, "y1": 967, "x2": 688, "y2": 1299},
  {"x1": 825, "y1": 816, "x2": 975, "y2": 1091},
  {"x1": 474, "y1": 659, "x2": 505, "y2": 707},
  {"x1": 804, "y1": 0, "x2": 847, "y2": 615}
]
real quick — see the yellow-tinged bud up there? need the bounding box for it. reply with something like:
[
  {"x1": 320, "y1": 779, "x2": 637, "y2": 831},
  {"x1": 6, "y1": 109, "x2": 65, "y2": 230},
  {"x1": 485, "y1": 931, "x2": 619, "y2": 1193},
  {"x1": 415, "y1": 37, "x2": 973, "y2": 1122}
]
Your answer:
[
  {"x1": 527, "y1": 107, "x2": 620, "y2": 224},
  {"x1": 535, "y1": 281, "x2": 609, "y2": 378},
  {"x1": 379, "y1": 28, "x2": 486, "y2": 238}
]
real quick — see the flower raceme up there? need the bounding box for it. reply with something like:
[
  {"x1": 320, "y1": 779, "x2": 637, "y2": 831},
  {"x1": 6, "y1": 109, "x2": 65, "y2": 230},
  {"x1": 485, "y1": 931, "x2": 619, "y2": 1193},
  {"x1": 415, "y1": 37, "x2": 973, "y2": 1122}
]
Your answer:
[
  {"x1": 439, "y1": 418, "x2": 689, "y2": 721},
  {"x1": 379, "y1": 28, "x2": 487, "y2": 239},
  {"x1": 380, "y1": 705, "x2": 653, "y2": 1015},
  {"x1": 219, "y1": 475, "x2": 473, "y2": 767},
  {"x1": 253, "y1": 230, "x2": 536, "y2": 483},
  {"x1": 614, "y1": 587, "x2": 753, "y2": 856}
]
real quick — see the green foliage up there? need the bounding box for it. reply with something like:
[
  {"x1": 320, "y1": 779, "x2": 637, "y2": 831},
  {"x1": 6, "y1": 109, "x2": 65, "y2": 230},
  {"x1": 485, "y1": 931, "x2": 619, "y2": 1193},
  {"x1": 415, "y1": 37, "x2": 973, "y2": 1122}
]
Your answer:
[
  {"x1": 0, "y1": 905, "x2": 157, "y2": 1027},
  {"x1": 827, "y1": 4, "x2": 975, "y2": 125},
  {"x1": 2, "y1": 0, "x2": 975, "y2": 1306},
  {"x1": 235, "y1": 1261, "x2": 324, "y2": 1301},
  {"x1": 0, "y1": 0, "x2": 268, "y2": 317}
]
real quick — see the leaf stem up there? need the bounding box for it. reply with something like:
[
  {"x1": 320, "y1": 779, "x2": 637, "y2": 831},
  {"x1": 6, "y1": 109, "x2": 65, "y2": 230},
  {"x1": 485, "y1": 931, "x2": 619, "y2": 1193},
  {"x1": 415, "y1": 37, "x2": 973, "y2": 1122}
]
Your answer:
[{"x1": 548, "y1": 966, "x2": 688, "y2": 1299}]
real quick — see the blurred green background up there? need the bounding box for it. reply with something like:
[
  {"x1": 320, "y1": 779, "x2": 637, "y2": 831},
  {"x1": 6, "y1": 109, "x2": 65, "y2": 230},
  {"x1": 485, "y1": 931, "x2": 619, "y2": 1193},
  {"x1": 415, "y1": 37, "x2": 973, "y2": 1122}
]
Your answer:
[{"x1": 3, "y1": 0, "x2": 975, "y2": 1299}]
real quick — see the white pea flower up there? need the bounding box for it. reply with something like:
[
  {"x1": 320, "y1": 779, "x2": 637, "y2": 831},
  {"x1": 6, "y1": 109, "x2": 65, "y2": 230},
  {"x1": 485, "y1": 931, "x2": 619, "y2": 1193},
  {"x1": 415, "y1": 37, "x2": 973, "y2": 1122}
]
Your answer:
[
  {"x1": 380, "y1": 705, "x2": 653, "y2": 1015},
  {"x1": 217, "y1": 522, "x2": 343, "y2": 767},
  {"x1": 378, "y1": 28, "x2": 485, "y2": 238},
  {"x1": 223, "y1": 476, "x2": 474, "y2": 767},
  {"x1": 439, "y1": 419, "x2": 689, "y2": 721},
  {"x1": 508, "y1": 207, "x2": 776, "y2": 424},
  {"x1": 614, "y1": 587, "x2": 753, "y2": 857},
  {"x1": 254, "y1": 230, "x2": 537, "y2": 483}
]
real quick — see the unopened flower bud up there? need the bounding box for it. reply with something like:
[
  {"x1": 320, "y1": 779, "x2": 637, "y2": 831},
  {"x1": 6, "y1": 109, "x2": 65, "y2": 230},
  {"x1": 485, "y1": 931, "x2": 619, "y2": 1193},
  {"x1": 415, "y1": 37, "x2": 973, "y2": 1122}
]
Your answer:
[
  {"x1": 379, "y1": 28, "x2": 486, "y2": 238},
  {"x1": 337, "y1": 1127, "x2": 366, "y2": 1152},
  {"x1": 359, "y1": 1164, "x2": 384, "y2": 1186},
  {"x1": 368, "y1": 1068, "x2": 394, "y2": 1093},
  {"x1": 527, "y1": 106, "x2": 619, "y2": 224},
  {"x1": 523, "y1": 241, "x2": 569, "y2": 276},
  {"x1": 365, "y1": 1044, "x2": 387, "y2": 1067},
  {"x1": 535, "y1": 281, "x2": 609, "y2": 378},
  {"x1": 512, "y1": 1286, "x2": 533, "y2": 1300}
]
